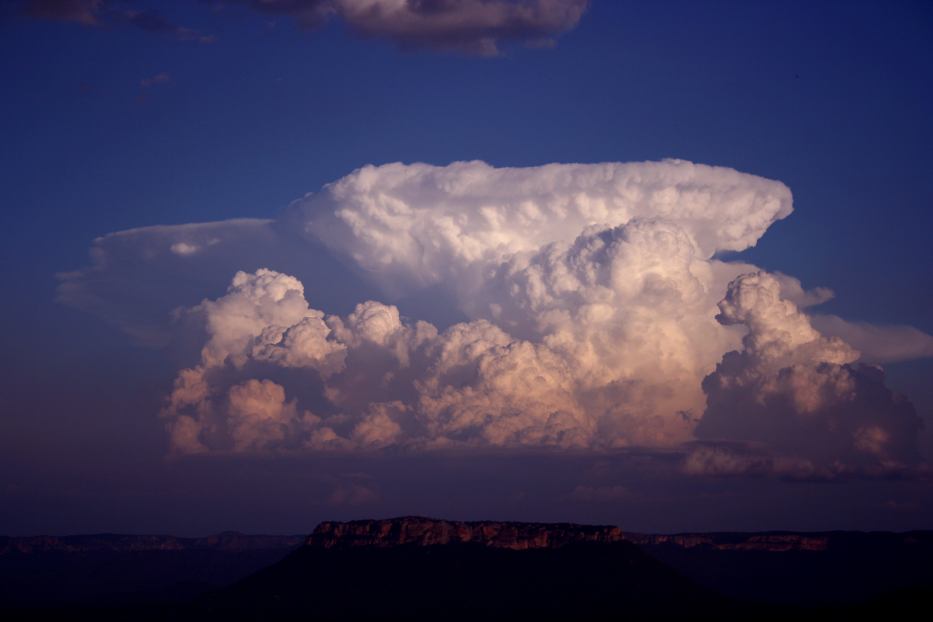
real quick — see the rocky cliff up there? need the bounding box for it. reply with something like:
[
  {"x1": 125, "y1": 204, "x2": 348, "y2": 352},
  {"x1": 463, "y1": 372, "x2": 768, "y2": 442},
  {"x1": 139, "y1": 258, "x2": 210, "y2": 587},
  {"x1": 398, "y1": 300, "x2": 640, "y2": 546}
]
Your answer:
[{"x1": 306, "y1": 516, "x2": 625, "y2": 550}]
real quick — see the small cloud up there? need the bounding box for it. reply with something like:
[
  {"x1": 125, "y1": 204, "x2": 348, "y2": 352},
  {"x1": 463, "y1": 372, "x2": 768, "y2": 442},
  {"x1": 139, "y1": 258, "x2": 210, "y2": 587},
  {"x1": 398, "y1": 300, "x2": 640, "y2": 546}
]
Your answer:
[
  {"x1": 21, "y1": 1, "x2": 217, "y2": 43},
  {"x1": 683, "y1": 442, "x2": 926, "y2": 481},
  {"x1": 682, "y1": 443, "x2": 790, "y2": 478},
  {"x1": 21, "y1": 0, "x2": 102, "y2": 25},
  {"x1": 327, "y1": 477, "x2": 380, "y2": 507},
  {"x1": 118, "y1": 9, "x2": 216, "y2": 44},
  {"x1": 170, "y1": 242, "x2": 199, "y2": 256},
  {"x1": 772, "y1": 271, "x2": 834, "y2": 308}
]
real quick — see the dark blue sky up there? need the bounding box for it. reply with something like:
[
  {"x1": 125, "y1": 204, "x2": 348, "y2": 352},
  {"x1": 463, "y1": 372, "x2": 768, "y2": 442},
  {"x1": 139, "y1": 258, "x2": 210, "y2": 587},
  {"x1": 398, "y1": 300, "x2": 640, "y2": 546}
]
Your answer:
[
  {"x1": 1, "y1": 0, "x2": 932, "y2": 535},
  {"x1": 4, "y1": 1, "x2": 933, "y2": 327}
]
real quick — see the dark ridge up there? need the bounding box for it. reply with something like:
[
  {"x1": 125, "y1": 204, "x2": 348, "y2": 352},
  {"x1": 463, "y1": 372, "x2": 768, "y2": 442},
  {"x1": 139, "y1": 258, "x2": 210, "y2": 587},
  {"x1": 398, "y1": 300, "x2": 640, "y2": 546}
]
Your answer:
[
  {"x1": 0, "y1": 532, "x2": 304, "y2": 608},
  {"x1": 635, "y1": 530, "x2": 933, "y2": 606},
  {"x1": 205, "y1": 539, "x2": 726, "y2": 620},
  {"x1": 3, "y1": 520, "x2": 933, "y2": 619}
]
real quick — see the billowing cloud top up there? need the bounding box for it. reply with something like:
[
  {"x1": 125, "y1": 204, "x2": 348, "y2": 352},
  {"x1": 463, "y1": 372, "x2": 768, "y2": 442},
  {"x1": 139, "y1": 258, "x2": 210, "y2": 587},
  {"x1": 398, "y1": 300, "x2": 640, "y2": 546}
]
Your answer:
[
  {"x1": 293, "y1": 160, "x2": 793, "y2": 297},
  {"x1": 60, "y1": 160, "x2": 929, "y2": 477}
]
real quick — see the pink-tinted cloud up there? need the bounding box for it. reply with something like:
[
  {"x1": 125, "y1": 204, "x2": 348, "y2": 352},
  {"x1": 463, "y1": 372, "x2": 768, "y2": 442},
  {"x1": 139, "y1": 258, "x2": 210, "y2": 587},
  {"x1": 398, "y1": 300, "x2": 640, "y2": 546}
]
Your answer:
[
  {"x1": 21, "y1": 0, "x2": 102, "y2": 25},
  {"x1": 58, "y1": 160, "x2": 928, "y2": 480},
  {"x1": 232, "y1": 0, "x2": 589, "y2": 55},
  {"x1": 694, "y1": 272, "x2": 924, "y2": 477}
]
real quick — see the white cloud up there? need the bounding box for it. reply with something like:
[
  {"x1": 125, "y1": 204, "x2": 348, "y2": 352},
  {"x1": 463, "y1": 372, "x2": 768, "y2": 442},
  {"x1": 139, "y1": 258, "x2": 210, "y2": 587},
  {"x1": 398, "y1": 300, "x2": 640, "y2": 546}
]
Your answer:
[
  {"x1": 57, "y1": 218, "x2": 373, "y2": 346},
  {"x1": 197, "y1": 268, "x2": 328, "y2": 369},
  {"x1": 163, "y1": 265, "x2": 704, "y2": 452},
  {"x1": 60, "y1": 160, "x2": 927, "y2": 471},
  {"x1": 169, "y1": 241, "x2": 200, "y2": 256},
  {"x1": 57, "y1": 219, "x2": 278, "y2": 346},
  {"x1": 291, "y1": 159, "x2": 793, "y2": 298},
  {"x1": 770, "y1": 272, "x2": 834, "y2": 308},
  {"x1": 810, "y1": 314, "x2": 933, "y2": 364}
]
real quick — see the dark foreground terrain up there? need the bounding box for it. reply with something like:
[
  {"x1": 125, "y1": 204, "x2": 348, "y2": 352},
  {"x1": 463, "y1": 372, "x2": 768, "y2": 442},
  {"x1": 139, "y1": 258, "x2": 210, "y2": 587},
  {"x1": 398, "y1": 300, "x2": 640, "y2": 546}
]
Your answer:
[{"x1": 2, "y1": 517, "x2": 932, "y2": 620}]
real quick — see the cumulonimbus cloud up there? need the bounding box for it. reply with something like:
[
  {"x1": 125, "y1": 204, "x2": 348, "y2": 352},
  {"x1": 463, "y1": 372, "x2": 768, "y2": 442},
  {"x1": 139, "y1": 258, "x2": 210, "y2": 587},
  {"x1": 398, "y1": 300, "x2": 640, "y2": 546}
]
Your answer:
[{"x1": 60, "y1": 160, "x2": 931, "y2": 475}]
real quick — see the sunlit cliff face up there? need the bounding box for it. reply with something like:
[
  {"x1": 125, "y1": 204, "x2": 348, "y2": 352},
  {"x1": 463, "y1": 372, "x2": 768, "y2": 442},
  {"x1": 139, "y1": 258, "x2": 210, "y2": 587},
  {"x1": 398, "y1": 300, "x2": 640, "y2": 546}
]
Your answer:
[{"x1": 63, "y1": 160, "x2": 926, "y2": 476}]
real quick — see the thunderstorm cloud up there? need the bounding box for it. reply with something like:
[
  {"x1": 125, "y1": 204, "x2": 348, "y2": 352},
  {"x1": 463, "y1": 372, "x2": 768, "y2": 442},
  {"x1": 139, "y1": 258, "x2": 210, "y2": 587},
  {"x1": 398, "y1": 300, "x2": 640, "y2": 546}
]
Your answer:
[{"x1": 61, "y1": 160, "x2": 930, "y2": 476}]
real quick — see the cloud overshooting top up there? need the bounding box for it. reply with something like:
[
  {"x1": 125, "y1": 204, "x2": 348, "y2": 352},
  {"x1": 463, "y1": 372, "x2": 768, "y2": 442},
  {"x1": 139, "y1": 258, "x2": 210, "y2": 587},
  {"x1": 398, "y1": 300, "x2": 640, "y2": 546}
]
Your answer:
[{"x1": 60, "y1": 160, "x2": 930, "y2": 478}]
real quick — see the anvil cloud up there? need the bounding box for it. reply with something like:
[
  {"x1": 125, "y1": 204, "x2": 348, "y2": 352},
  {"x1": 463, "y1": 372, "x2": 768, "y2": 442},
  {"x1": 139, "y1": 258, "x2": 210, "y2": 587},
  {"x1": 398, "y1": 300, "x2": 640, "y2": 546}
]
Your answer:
[{"x1": 61, "y1": 160, "x2": 929, "y2": 475}]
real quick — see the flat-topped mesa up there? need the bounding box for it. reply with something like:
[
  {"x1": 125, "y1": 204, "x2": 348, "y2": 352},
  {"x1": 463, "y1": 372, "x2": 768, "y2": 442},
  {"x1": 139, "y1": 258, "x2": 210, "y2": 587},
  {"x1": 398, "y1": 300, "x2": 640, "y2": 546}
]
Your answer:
[{"x1": 306, "y1": 517, "x2": 625, "y2": 550}]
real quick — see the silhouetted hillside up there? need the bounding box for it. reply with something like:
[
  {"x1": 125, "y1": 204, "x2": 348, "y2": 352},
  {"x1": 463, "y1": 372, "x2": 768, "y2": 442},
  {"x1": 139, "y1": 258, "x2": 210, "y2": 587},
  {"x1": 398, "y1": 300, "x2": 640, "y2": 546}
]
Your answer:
[
  {"x1": 3, "y1": 519, "x2": 933, "y2": 620},
  {"x1": 0, "y1": 533, "x2": 303, "y2": 607},
  {"x1": 206, "y1": 539, "x2": 722, "y2": 620},
  {"x1": 633, "y1": 530, "x2": 933, "y2": 605}
]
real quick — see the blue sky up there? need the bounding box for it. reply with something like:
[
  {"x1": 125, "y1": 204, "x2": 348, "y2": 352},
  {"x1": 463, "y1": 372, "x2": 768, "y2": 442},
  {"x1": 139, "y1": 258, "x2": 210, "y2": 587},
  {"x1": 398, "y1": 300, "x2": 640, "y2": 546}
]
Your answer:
[
  {"x1": 4, "y1": 1, "x2": 932, "y2": 323},
  {"x1": 1, "y1": 0, "x2": 932, "y2": 535}
]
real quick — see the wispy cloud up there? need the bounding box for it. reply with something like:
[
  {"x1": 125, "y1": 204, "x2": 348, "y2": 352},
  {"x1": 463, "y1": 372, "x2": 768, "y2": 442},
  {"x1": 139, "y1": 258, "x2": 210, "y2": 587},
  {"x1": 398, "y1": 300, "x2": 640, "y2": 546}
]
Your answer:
[
  {"x1": 21, "y1": 0, "x2": 103, "y2": 25},
  {"x1": 119, "y1": 8, "x2": 217, "y2": 43},
  {"x1": 21, "y1": 0, "x2": 217, "y2": 43}
]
